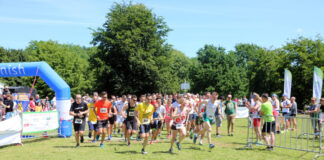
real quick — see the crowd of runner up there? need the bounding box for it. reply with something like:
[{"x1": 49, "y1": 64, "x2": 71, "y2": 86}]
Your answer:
[{"x1": 69, "y1": 91, "x2": 242, "y2": 154}]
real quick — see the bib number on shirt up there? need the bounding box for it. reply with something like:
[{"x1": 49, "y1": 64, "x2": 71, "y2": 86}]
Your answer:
[
  {"x1": 100, "y1": 108, "x2": 107, "y2": 113},
  {"x1": 142, "y1": 118, "x2": 149, "y2": 124},
  {"x1": 167, "y1": 113, "x2": 171, "y2": 117},
  {"x1": 176, "y1": 124, "x2": 184, "y2": 129},
  {"x1": 129, "y1": 111, "x2": 134, "y2": 117},
  {"x1": 75, "y1": 118, "x2": 83, "y2": 124}
]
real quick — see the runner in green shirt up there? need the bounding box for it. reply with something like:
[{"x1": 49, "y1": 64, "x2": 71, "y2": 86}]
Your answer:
[{"x1": 260, "y1": 93, "x2": 275, "y2": 151}]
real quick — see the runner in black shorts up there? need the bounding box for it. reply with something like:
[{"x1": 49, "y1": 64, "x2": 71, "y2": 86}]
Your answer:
[
  {"x1": 150, "y1": 103, "x2": 162, "y2": 144},
  {"x1": 122, "y1": 95, "x2": 138, "y2": 146},
  {"x1": 69, "y1": 94, "x2": 89, "y2": 148},
  {"x1": 108, "y1": 105, "x2": 117, "y2": 140}
]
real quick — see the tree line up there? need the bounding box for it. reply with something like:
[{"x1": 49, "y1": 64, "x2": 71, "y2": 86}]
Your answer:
[{"x1": 0, "y1": 2, "x2": 324, "y2": 109}]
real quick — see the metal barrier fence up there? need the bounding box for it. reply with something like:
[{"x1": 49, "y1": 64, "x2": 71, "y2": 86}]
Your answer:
[{"x1": 246, "y1": 114, "x2": 324, "y2": 160}]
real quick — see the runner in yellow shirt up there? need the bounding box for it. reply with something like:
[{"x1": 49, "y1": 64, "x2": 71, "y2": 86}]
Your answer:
[
  {"x1": 88, "y1": 95, "x2": 98, "y2": 143},
  {"x1": 135, "y1": 94, "x2": 154, "y2": 154}
]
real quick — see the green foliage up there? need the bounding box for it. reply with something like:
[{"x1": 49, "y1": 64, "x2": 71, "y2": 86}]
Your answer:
[
  {"x1": 189, "y1": 45, "x2": 248, "y2": 97},
  {"x1": 90, "y1": 2, "x2": 173, "y2": 95},
  {"x1": 24, "y1": 40, "x2": 94, "y2": 97}
]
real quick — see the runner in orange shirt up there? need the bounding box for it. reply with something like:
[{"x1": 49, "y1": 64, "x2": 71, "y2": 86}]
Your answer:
[{"x1": 94, "y1": 91, "x2": 112, "y2": 148}]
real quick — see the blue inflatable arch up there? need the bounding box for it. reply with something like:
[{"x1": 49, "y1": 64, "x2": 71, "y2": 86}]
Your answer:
[{"x1": 0, "y1": 61, "x2": 72, "y2": 137}]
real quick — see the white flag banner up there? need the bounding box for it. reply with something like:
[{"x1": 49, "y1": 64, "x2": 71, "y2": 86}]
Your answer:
[
  {"x1": 0, "y1": 115, "x2": 22, "y2": 147},
  {"x1": 235, "y1": 107, "x2": 249, "y2": 118},
  {"x1": 284, "y1": 69, "x2": 292, "y2": 98},
  {"x1": 22, "y1": 111, "x2": 59, "y2": 133},
  {"x1": 313, "y1": 67, "x2": 323, "y2": 104}
]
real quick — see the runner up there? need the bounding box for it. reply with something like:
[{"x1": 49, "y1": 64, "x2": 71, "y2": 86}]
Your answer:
[
  {"x1": 193, "y1": 92, "x2": 209, "y2": 144},
  {"x1": 215, "y1": 96, "x2": 224, "y2": 137},
  {"x1": 188, "y1": 95, "x2": 197, "y2": 139},
  {"x1": 94, "y1": 92, "x2": 112, "y2": 148},
  {"x1": 169, "y1": 98, "x2": 190, "y2": 153},
  {"x1": 135, "y1": 94, "x2": 154, "y2": 154},
  {"x1": 116, "y1": 95, "x2": 127, "y2": 138},
  {"x1": 150, "y1": 103, "x2": 163, "y2": 144},
  {"x1": 164, "y1": 98, "x2": 173, "y2": 138},
  {"x1": 69, "y1": 94, "x2": 89, "y2": 148},
  {"x1": 87, "y1": 94, "x2": 98, "y2": 143},
  {"x1": 122, "y1": 95, "x2": 138, "y2": 146},
  {"x1": 108, "y1": 95, "x2": 118, "y2": 140},
  {"x1": 224, "y1": 94, "x2": 237, "y2": 136},
  {"x1": 156, "y1": 98, "x2": 166, "y2": 139},
  {"x1": 198, "y1": 92, "x2": 220, "y2": 149}
]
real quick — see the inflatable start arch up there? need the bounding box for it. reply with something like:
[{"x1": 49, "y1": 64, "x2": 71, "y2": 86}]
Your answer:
[{"x1": 0, "y1": 61, "x2": 72, "y2": 137}]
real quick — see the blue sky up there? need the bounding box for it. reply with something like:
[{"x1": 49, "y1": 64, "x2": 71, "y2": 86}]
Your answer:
[{"x1": 0, "y1": 0, "x2": 323, "y2": 57}]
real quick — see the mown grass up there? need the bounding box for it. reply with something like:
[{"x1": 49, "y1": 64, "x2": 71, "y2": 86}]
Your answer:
[{"x1": 0, "y1": 117, "x2": 322, "y2": 160}]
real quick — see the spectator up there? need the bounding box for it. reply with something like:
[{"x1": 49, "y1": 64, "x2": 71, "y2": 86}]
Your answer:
[
  {"x1": 260, "y1": 93, "x2": 275, "y2": 151},
  {"x1": 3, "y1": 86, "x2": 10, "y2": 95},
  {"x1": 29, "y1": 97, "x2": 36, "y2": 112},
  {"x1": 35, "y1": 101, "x2": 42, "y2": 112},
  {"x1": 224, "y1": 94, "x2": 237, "y2": 136},
  {"x1": 290, "y1": 97, "x2": 297, "y2": 131},
  {"x1": 281, "y1": 94, "x2": 291, "y2": 132},
  {"x1": 306, "y1": 97, "x2": 320, "y2": 134},
  {"x1": 35, "y1": 94, "x2": 41, "y2": 105},
  {"x1": 2, "y1": 94, "x2": 14, "y2": 119}
]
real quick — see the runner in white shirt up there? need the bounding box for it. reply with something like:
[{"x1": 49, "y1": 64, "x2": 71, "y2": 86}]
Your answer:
[
  {"x1": 198, "y1": 92, "x2": 220, "y2": 149},
  {"x1": 188, "y1": 95, "x2": 197, "y2": 139},
  {"x1": 169, "y1": 98, "x2": 190, "y2": 153},
  {"x1": 116, "y1": 95, "x2": 128, "y2": 138}
]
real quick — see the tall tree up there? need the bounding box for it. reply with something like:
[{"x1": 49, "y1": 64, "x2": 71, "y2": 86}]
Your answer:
[{"x1": 90, "y1": 2, "x2": 171, "y2": 95}]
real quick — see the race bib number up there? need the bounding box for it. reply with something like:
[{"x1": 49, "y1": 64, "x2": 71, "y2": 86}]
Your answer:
[
  {"x1": 142, "y1": 118, "x2": 149, "y2": 124},
  {"x1": 176, "y1": 124, "x2": 184, "y2": 129},
  {"x1": 167, "y1": 113, "x2": 171, "y2": 117},
  {"x1": 100, "y1": 108, "x2": 107, "y2": 113},
  {"x1": 129, "y1": 111, "x2": 134, "y2": 117},
  {"x1": 75, "y1": 118, "x2": 83, "y2": 124}
]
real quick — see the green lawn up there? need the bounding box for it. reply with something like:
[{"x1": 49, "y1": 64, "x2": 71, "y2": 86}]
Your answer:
[{"x1": 0, "y1": 118, "x2": 322, "y2": 160}]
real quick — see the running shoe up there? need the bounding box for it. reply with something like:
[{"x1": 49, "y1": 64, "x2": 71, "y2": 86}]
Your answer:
[
  {"x1": 176, "y1": 142, "x2": 182, "y2": 150},
  {"x1": 92, "y1": 140, "x2": 96, "y2": 143},
  {"x1": 169, "y1": 148, "x2": 173, "y2": 153},
  {"x1": 141, "y1": 149, "x2": 147, "y2": 154},
  {"x1": 190, "y1": 132, "x2": 194, "y2": 139},
  {"x1": 88, "y1": 132, "x2": 92, "y2": 138},
  {"x1": 75, "y1": 143, "x2": 80, "y2": 148},
  {"x1": 193, "y1": 135, "x2": 198, "y2": 144},
  {"x1": 209, "y1": 144, "x2": 215, "y2": 149},
  {"x1": 100, "y1": 143, "x2": 104, "y2": 148},
  {"x1": 121, "y1": 134, "x2": 124, "y2": 138},
  {"x1": 128, "y1": 142, "x2": 131, "y2": 146},
  {"x1": 96, "y1": 135, "x2": 100, "y2": 141},
  {"x1": 108, "y1": 136, "x2": 111, "y2": 141},
  {"x1": 199, "y1": 140, "x2": 203, "y2": 146}
]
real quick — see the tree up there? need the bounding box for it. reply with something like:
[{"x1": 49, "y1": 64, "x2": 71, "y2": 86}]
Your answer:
[
  {"x1": 24, "y1": 40, "x2": 93, "y2": 97},
  {"x1": 90, "y1": 2, "x2": 171, "y2": 95},
  {"x1": 190, "y1": 45, "x2": 248, "y2": 97}
]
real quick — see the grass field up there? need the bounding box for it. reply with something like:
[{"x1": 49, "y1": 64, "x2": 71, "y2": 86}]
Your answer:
[{"x1": 0, "y1": 118, "x2": 322, "y2": 160}]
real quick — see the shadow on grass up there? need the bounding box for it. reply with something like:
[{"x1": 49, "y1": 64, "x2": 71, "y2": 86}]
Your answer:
[
  {"x1": 153, "y1": 151, "x2": 177, "y2": 154},
  {"x1": 115, "y1": 150, "x2": 138, "y2": 154},
  {"x1": 184, "y1": 146, "x2": 201, "y2": 150},
  {"x1": 22, "y1": 137, "x2": 54, "y2": 144},
  {"x1": 53, "y1": 146, "x2": 76, "y2": 149}
]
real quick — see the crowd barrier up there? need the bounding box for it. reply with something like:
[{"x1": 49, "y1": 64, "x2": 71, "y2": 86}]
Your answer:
[{"x1": 246, "y1": 114, "x2": 324, "y2": 160}]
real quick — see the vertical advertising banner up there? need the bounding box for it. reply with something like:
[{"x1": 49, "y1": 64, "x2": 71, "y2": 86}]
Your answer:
[{"x1": 313, "y1": 67, "x2": 323, "y2": 104}]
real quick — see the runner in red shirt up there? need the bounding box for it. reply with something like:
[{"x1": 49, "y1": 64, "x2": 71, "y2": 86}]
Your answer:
[{"x1": 94, "y1": 91, "x2": 112, "y2": 148}]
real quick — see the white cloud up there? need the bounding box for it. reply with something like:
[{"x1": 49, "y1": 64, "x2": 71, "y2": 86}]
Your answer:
[{"x1": 296, "y1": 28, "x2": 303, "y2": 33}]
